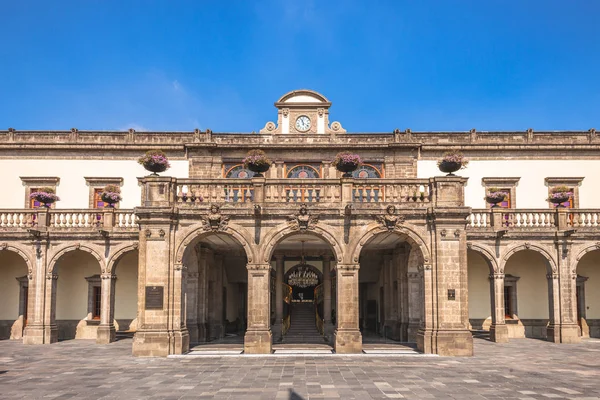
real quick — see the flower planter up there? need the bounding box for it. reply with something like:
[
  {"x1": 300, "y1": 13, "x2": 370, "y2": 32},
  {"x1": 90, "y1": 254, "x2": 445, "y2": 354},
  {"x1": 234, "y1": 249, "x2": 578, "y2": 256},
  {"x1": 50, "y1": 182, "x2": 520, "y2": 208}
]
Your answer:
[
  {"x1": 486, "y1": 195, "x2": 505, "y2": 208},
  {"x1": 143, "y1": 162, "x2": 168, "y2": 175},
  {"x1": 549, "y1": 195, "x2": 570, "y2": 207},
  {"x1": 246, "y1": 162, "x2": 270, "y2": 177},
  {"x1": 336, "y1": 162, "x2": 359, "y2": 178},
  {"x1": 438, "y1": 161, "x2": 462, "y2": 176}
]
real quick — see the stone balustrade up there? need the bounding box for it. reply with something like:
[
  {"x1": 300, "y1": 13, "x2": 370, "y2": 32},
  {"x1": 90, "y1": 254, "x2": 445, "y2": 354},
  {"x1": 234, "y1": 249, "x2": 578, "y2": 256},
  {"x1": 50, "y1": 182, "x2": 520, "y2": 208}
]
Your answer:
[
  {"x1": 468, "y1": 208, "x2": 600, "y2": 231},
  {"x1": 173, "y1": 177, "x2": 432, "y2": 206},
  {"x1": 0, "y1": 208, "x2": 137, "y2": 231}
]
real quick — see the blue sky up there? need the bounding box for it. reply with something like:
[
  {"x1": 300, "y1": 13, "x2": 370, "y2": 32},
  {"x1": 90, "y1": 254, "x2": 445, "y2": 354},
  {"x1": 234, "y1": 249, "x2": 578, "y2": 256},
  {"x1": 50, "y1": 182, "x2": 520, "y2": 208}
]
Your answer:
[{"x1": 1, "y1": 1, "x2": 598, "y2": 132}]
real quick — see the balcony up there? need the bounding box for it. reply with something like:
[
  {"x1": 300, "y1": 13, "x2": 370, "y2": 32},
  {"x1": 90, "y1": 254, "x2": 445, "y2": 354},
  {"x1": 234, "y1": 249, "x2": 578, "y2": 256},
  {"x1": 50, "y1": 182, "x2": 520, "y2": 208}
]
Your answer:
[
  {"x1": 468, "y1": 208, "x2": 600, "y2": 231},
  {"x1": 173, "y1": 178, "x2": 435, "y2": 206},
  {"x1": 0, "y1": 209, "x2": 138, "y2": 231}
]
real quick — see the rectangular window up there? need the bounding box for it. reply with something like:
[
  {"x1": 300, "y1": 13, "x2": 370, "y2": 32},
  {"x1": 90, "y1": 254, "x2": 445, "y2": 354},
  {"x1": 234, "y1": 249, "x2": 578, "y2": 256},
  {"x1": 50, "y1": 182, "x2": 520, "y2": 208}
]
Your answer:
[
  {"x1": 94, "y1": 188, "x2": 106, "y2": 209},
  {"x1": 92, "y1": 286, "x2": 102, "y2": 320},
  {"x1": 504, "y1": 286, "x2": 513, "y2": 318},
  {"x1": 29, "y1": 188, "x2": 42, "y2": 208}
]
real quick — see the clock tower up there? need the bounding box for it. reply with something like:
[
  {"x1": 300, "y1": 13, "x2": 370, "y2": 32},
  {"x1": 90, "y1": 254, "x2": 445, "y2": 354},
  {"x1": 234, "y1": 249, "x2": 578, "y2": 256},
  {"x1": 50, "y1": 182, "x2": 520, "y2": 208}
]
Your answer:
[{"x1": 259, "y1": 89, "x2": 346, "y2": 134}]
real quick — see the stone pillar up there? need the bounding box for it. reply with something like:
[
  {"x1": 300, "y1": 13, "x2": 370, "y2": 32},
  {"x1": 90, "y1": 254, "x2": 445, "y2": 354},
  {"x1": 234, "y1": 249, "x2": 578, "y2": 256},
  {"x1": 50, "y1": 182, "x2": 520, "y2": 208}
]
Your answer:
[
  {"x1": 272, "y1": 255, "x2": 284, "y2": 342},
  {"x1": 96, "y1": 273, "x2": 117, "y2": 344},
  {"x1": 341, "y1": 177, "x2": 354, "y2": 204},
  {"x1": 251, "y1": 177, "x2": 265, "y2": 204},
  {"x1": 23, "y1": 238, "x2": 58, "y2": 344},
  {"x1": 548, "y1": 241, "x2": 580, "y2": 343},
  {"x1": 322, "y1": 255, "x2": 334, "y2": 341},
  {"x1": 488, "y1": 273, "x2": 509, "y2": 343},
  {"x1": 197, "y1": 248, "x2": 209, "y2": 342},
  {"x1": 244, "y1": 263, "x2": 272, "y2": 354},
  {"x1": 132, "y1": 176, "x2": 189, "y2": 357},
  {"x1": 334, "y1": 264, "x2": 362, "y2": 354},
  {"x1": 418, "y1": 177, "x2": 473, "y2": 356},
  {"x1": 186, "y1": 272, "x2": 199, "y2": 343}
]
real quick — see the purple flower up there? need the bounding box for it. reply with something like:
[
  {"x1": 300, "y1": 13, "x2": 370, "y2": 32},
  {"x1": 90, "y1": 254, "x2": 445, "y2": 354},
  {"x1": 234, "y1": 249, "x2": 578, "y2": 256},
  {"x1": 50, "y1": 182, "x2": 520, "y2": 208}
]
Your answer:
[
  {"x1": 437, "y1": 151, "x2": 469, "y2": 169},
  {"x1": 243, "y1": 149, "x2": 272, "y2": 168},
  {"x1": 138, "y1": 150, "x2": 171, "y2": 169},
  {"x1": 332, "y1": 152, "x2": 362, "y2": 167}
]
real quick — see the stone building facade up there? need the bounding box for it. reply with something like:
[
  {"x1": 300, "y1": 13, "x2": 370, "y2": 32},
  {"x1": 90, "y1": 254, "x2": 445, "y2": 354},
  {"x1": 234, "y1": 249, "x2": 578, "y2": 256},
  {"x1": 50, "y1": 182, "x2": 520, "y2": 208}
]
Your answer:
[{"x1": 0, "y1": 90, "x2": 598, "y2": 357}]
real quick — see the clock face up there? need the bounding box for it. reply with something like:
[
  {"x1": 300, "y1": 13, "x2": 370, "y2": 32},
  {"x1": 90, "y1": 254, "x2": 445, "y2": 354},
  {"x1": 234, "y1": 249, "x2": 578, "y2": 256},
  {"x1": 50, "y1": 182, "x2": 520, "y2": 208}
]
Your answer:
[{"x1": 295, "y1": 115, "x2": 311, "y2": 132}]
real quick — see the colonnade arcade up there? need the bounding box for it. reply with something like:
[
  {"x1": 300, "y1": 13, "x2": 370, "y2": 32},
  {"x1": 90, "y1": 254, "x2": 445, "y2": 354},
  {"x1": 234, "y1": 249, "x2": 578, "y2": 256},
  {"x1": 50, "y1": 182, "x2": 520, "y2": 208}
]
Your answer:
[{"x1": 3, "y1": 176, "x2": 596, "y2": 357}]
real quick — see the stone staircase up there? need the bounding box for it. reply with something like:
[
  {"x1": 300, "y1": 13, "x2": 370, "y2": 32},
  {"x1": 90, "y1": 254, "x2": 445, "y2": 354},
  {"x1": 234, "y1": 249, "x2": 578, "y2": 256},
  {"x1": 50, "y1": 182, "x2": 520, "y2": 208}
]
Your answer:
[{"x1": 283, "y1": 302, "x2": 324, "y2": 344}]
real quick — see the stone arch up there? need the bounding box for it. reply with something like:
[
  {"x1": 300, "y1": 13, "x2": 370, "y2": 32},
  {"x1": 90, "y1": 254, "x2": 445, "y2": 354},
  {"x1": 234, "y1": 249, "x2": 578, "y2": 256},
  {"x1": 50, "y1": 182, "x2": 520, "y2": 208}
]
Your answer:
[
  {"x1": 174, "y1": 222, "x2": 255, "y2": 266},
  {"x1": 467, "y1": 243, "x2": 499, "y2": 273},
  {"x1": 348, "y1": 222, "x2": 430, "y2": 266},
  {"x1": 574, "y1": 243, "x2": 600, "y2": 263},
  {"x1": 48, "y1": 244, "x2": 105, "y2": 274},
  {"x1": 106, "y1": 243, "x2": 139, "y2": 274},
  {"x1": 0, "y1": 244, "x2": 34, "y2": 278},
  {"x1": 260, "y1": 223, "x2": 343, "y2": 263},
  {"x1": 500, "y1": 243, "x2": 557, "y2": 273}
]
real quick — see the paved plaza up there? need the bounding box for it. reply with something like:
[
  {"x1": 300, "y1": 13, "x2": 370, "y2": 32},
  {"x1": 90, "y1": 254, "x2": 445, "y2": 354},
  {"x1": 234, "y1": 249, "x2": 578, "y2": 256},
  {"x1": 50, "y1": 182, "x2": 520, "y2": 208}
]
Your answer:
[{"x1": 0, "y1": 338, "x2": 599, "y2": 399}]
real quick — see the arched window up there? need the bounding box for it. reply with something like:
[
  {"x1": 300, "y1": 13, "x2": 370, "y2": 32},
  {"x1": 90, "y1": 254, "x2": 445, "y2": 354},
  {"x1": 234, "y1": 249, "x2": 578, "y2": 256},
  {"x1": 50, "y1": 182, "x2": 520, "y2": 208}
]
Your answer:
[
  {"x1": 225, "y1": 164, "x2": 254, "y2": 179},
  {"x1": 352, "y1": 164, "x2": 382, "y2": 178},
  {"x1": 287, "y1": 165, "x2": 320, "y2": 179}
]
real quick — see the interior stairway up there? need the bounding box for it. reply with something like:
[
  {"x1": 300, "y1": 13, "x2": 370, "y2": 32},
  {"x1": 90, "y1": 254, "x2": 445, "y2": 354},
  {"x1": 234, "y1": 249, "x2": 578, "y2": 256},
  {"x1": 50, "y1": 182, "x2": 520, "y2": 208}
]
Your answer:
[{"x1": 283, "y1": 302, "x2": 324, "y2": 344}]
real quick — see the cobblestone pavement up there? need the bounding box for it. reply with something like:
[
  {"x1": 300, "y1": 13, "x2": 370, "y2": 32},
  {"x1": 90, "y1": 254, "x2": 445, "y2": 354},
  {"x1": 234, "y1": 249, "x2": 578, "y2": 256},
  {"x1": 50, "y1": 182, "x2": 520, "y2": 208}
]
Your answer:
[{"x1": 1, "y1": 337, "x2": 599, "y2": 399}]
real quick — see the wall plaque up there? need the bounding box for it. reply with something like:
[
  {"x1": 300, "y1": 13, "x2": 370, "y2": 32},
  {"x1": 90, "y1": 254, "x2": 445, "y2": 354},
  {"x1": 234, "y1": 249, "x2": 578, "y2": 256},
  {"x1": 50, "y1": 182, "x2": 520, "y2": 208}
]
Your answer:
[
  {"x1": 447, "y1": 289, "x2": 456, "y2": 301},
  {"x1": 145, "y1": 286, "x2": 164, "y2": 310}
]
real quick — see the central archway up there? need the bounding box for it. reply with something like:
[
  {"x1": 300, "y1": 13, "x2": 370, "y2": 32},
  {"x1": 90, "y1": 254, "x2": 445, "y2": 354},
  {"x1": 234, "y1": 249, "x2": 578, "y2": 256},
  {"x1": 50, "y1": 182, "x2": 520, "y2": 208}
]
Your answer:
[{"x1": 269, "y1": 232, "x2": 336, "y2": 348}]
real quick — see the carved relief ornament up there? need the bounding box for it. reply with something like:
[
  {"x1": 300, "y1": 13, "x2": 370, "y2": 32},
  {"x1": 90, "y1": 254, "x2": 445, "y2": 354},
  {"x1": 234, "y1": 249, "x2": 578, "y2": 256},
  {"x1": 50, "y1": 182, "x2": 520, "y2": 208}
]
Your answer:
[
  {"x1": 287, "y1": 204, "x2": 319, "y2": 232},
  {"x1": 201, "y1": 204, "x2": 230, "y2": 232},
  {"x1": 375, "y1": 205, "x2": 405, "y2": 231}
]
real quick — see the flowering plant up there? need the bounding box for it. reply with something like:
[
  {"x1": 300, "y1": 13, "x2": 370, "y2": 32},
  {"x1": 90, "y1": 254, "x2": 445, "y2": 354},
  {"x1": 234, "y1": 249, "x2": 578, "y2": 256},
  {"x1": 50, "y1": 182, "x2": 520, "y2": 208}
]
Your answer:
[
  {"x1": 437, "y1": 151, "x2": 469, "y2": 169},
  {"x1": 100, "y1": 184, "x2": 122, "y2": 205},
  {"x1": 548, "y1": 186, "x2": 572, "y2": 202},
  {"x1": 138, "y1": 150, "x2": 171, "y2": 174},
  {"x1": 486, "y1": 187, "x2": 506, "y2": 200},
  {"x1": 332, "y1": 152, "x2": 362, "y2": 167},
  {"x1": 242, "y1": 149, "x2": 272, "y2": 168},
  {"x1": 29, "y1": 187, "x2": 60, "y2": 206}
]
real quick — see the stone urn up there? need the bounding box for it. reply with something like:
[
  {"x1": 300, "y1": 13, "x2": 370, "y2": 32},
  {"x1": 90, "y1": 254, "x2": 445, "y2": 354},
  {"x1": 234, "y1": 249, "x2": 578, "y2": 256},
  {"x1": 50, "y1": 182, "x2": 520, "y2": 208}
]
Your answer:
[{"x1": 438, "y1": 161, "x2": 462, "y2": 176}]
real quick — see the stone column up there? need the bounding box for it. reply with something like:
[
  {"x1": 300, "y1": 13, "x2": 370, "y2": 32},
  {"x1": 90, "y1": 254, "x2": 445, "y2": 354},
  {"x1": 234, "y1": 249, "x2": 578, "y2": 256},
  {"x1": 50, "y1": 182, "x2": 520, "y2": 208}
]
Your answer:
[
  {"x1": 488, "y1": 273, "x2": 509, "y2": 343},
  {"x1": 548, "y1": 241, "x2": 580, "y2": 343},
  {"x1": 197, "y1": 247, "x2": 209, "y2": 342},
  {"x1": 334, "y1": 263, "x2": 362, "y2": 354},
  {"x1": 23, "y1": 238, "x2": 57, "y2": 344},
  {"x1": 186, "y1": 272, "x2": 199, "y2": 343},
  {"x1": 322, "y1": 255, "x2": 334, "y2": 341},
  {"x1": 96, "y1": 273, "x2": 117, "y2": 344},
  {"x1": 244, "y1": 263, "x2": 272, "y2": 354},
  {"x1": 272, "y1": 255, "x2": 284, "y2": 342},
  {"x1": 418, "y1": 177, "x2": 473, "y2": 356},
  {"x1": 132, "y1": 176, "x2": 189, "y2": 357}
]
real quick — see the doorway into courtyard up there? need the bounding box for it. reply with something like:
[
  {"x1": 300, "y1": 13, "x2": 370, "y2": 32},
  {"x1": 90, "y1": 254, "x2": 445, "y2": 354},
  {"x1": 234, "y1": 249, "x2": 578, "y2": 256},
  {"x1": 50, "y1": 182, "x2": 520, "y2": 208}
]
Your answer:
[
  {"x1": 358, "y1": 232, "x2": 424, "y2": 346},
  {"x1": 575, "y1": 249, "x2": 600, "y2": 338},
  {"x1": 181, "y1": 232, "x2": 249, "y2": 349},
  {"x1": 0, "y1": 249, "x2": 29, "y2": 340},
  {"x1": 270, "y1": 233, "x2": 335, "y2": 349}
]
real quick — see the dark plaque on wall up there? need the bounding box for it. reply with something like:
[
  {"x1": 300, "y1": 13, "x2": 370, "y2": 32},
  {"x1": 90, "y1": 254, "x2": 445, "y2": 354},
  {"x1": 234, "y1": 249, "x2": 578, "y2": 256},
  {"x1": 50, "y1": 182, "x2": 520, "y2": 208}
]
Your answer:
[{"x1": 145, "y1": 286, "x2": 164, "y2": 310}]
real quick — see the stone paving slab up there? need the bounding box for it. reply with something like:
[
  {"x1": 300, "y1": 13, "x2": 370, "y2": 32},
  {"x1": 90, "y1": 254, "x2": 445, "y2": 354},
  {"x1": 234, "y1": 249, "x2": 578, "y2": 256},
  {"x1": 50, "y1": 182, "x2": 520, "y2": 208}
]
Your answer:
[{"x1": 0, "y1": 338, "x2": 599, "y2": 399}]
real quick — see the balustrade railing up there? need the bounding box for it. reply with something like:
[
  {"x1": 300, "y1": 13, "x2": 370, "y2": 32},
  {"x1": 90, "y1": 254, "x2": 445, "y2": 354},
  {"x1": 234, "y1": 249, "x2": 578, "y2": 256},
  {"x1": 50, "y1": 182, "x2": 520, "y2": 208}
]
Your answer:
[
  {"x1": 50, "y1": 210, "x2": 102, "y2": 228},
  {"x1": 568, "y1": 210, "x2": 600, "y2": 228},
  {"x1": 0, "y1": 210, "x2": 37, "y2": 228},
  {"x1": 466, "y1": 208, "x2": 600, "y2": 231},
  {"x1": 174, "y1": 177, "x2": 432, "y2": 205}
]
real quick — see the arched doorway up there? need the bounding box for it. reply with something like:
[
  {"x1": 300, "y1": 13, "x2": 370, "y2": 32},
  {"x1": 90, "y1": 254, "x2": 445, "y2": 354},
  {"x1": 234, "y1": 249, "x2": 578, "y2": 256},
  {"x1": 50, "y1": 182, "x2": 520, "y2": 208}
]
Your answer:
[
  {"x1": 358, "y1": 232, "x2": 425, "y2": 344},
  {"x1": 503, "y1": 250, "x2": 552, "y2": 339},
  {"x1": 112, "y1": 250, "x2": 139, "y2": 336},
  {"x1": 467, "y1": 249, "x2": 493, "y2": 332},
  {"x1": 0, "y1": 250, "x2": 29, "y2": 340},
  {"x1": 180, "y1": 232, "x2": 248, "y2": 344},
  {"x1": 270, "y1": 233, "x2": 335, "y2": 346},
  {"x1": 575, "y1": 250, "x2": 600, "y2": 338},
  {"x1": 54, "y1": 250, "x2": 103, "y2": 340}
]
